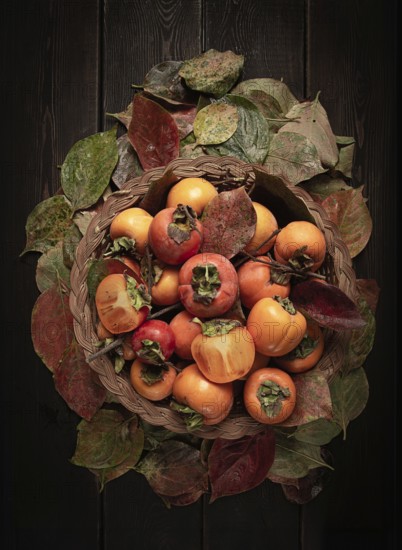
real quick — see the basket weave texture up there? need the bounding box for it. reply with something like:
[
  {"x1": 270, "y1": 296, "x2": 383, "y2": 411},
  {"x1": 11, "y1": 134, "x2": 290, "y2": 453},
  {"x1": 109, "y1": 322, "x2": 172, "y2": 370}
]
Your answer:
[{"x1": 69, "y1": 156, "x2": 357, "y2": 439}]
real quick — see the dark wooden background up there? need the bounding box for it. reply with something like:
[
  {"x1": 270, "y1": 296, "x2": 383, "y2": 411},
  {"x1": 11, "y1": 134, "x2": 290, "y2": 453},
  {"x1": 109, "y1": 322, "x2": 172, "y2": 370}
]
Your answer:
[{"x1": 2, "y1": 1, "x2": 397, "y2": 548}]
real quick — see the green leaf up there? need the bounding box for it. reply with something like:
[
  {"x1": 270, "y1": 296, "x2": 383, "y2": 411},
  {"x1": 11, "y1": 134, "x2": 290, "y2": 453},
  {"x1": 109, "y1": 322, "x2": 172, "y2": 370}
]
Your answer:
[
  {"x1": 208, "y1": 95, "x2": 270, "y2": 164},
  {"x1": 294, "y1": 418, "x2": 342, "y2": 446},
  {"x1": 329, "y1": 367, "x2": 369, "y2": 438},
  {"x1": 61, "y1": 127, "x2": 118, "y2": 212},
  {"x1": 232, "y1": 78, "x2": 298, "y2": 114},
  {"x1": 301, "y1": 174, "x2": 350, "y2": 200},
  {"x1": 35, "y1": 242, "x2": 71, "y2": 292},
  {"x1": 62, "y1": 223, "x2": 82, "y2": 268},
  {"x1": 344, "y1": 297, "x2": 376, "y2": 371},
  {"x1": 193, "y1": 102, "x2": 238, "y2": 145},
  {"x1": 21, "y1": 195, "x2": 73, "y2": 255},
  {"x1": 179, "y1": 49, "x2": 244, "y2": 98},
  {"x1": 334, "y1": 142, "x2": 355, "y2": 179},
  {"x1": 279, "y1": 97, "x2": 339, "y2": 168},
  {"x1": 71, "y1": 409, "x2": 134, "y2": 469},
  {"x1": 269, "y1": 432, "x2": 333, "y2": 479},
  {"x1": 264, "y1": 131, "x2": 326, "y2": 185}
]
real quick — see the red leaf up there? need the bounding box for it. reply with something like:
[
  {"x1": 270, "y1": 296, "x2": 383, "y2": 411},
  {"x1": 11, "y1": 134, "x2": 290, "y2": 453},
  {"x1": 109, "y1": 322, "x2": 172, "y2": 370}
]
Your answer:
[
  {"x1": 201, "y1": 187, "x2": 257, "y2": 259},
  {"x1": 290, "y1": 280, "x2": 366, "y2": 331},
  {"x1": 208, "y1": 429, "x2": 275, "y2": 502},
  {"x1": 170, "y1": 106, "x2": 197, "y2": 139},
  {"x1": 128, "y1": 93, "x2": 179, "y2": 170},
  {"x1": 31, "y1": 285, "x2": 75, "y2": 372},
  {"x1": 54, "y1": 339, "x2": 106, "y2": 420}
]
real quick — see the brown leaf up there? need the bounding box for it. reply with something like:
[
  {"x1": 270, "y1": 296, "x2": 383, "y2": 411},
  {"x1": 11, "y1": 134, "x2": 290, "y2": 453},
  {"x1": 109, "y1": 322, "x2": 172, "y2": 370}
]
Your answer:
[
  {"x1": 54, "y1": 339, "x2": 106, "y2": 420},
  {"x1": 356, "y1": 278, "x2": 381, "y2": 314},
  {"x1": 201, "y1": 187, "x2": 257, "y2": 258},
  {"x1": 31, "y1": 285, "x2": 75, "y2": 372}
]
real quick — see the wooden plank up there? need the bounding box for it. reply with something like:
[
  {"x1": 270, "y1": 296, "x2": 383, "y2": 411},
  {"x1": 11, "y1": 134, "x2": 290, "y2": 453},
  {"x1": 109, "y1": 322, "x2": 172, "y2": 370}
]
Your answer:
[
  {"x1": 2, "y1": 0, "x2": 101, "y2": 548},
  {"x1": 304, "y1": 1, "x2": 397, "y2": 548},
  {"x1": 101, "y1": 2, "x2": 204, "y2": 548},
  {"x1": 202, "y1": 1, "x2": 305, "y2": 547}
]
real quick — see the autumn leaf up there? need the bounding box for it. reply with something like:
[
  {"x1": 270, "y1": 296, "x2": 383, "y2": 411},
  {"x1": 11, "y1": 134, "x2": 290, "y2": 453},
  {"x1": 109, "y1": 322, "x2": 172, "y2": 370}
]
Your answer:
[
  {"x1": 232, "y1": 78, "x2": 298, "y2": 114},
  {"x1": 201, "y1": 187, "x2": 257, "y2": 258},
  {"x1": 194, "y1": 102, "x2": 238, "y2": 145},
  {"x1": 35, "y1": 241, "x2": 71, "y2": 292},
  {"x1": 142, "y1": 60, "x2": 198, "y2": 105},
  {"x1": 112, "y1": 133, "x2": 143, "y2": 189}
]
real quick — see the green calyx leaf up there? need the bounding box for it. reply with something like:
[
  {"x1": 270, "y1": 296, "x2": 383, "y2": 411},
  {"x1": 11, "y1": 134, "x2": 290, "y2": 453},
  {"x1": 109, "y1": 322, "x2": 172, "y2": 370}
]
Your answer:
[
  {"x1": 167, "y1": 204, "x2": 198, "y2": 244},
  {"x1": 140, "y1": 364, "x2": 166, "y2": 385},
  {"x1": 104, "y1": 236, "x2": 136, "y2": 257},
  {"x1": 192, "y1": 317, "x2": 241, "y2": 337},
  {"x1": 126, "y1": 275, "x2": 152, "y2": 311},
  {"x1": 137, "y1": 339, "x2": 166, "y2": 365},
  {"x1": 285, "y1": 334, "x2": 319, "y2": 360},
  {"x1": 170, "y1": 400, "x2": 204, "y2": 431},
  {"x1": 140, "y1": 256, "x2": 163, "y2": 287},
  {"x1": 257, "y1": 380, "x2": 290, "y2": 418},
  {"x1": 274, "y1": 295, "x2": 297, "y2": 315},
  {"x1": 114, "y1": 355, "x2": 126, "y2": 374},
  {"x1": 191, "y1": 263, "x2": 221, "y2": 305}
]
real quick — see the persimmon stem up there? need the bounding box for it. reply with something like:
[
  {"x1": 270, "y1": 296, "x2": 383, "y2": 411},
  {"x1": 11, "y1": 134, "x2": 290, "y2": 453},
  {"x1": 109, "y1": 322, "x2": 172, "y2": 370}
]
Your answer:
[
  {"x1": 147, "y1": 302, "x2": 183, "y2": 319},
  {"x1": 87, "y1": 337, "x2": 124, "y2": 362},
  {"x1": 233, "y1": 228, "x2": 281, "y2": 268}
]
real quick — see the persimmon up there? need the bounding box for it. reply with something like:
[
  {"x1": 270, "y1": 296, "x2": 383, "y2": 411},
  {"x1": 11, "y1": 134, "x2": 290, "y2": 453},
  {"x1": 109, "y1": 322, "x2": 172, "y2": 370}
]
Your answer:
[
  {"x1": 274, "y1": 220, "x2": 326, "y2": 272},
  {"x1": 169, "y1": 310, "x2": 202, "y2": 360},
  {"x1": 151, "y1": 266, "x2": 180, "y2": 306},
  {"x1": 237, "y1": 256, "x2": 290, "y2": 309},
  {"x1": 247, "y1": 296, "x2": 307, "y2": 356},
  {"x1": 131, "y1": 320, "x2": 175, "y2": 364},
  {"x1": 109, "y1": 207, "x2": 153, "y2": 256},
  {"x1": 274, "y1": 321, "x2": 324, "y2": 373},
  {"x1": 178, "y1": 252, "x2": 238, "y2": 318},
  {"x1": 244, "y1": 202, "x2": 278, "y2": 254},
  {"x1": 95, "y1": 273, "x2": 150, "y2": 334},
  {"x1": 166, "y1": 177, "x2": 218, "y2": 216},
  {"x1": 130, "y1": 358, "x2": 176, "y2": 401},
  {"x1": 172, "y1": 363, "x2": 234, "y2": 426},
  {"x1": 191, "y1": 322, "x2": 255, "y2": 383},
  {"x1": 148, "y1": 206, "x2": 203, "y2": 265},
  {"x1": 244, "y1": 367, "x2": 296, "y2": 424}
]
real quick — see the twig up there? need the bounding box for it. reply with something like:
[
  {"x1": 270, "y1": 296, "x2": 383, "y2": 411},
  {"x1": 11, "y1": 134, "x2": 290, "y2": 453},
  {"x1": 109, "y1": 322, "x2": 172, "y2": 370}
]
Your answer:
[
  {"x1": 147, "y1": 302, "x2": 183, "y2": 319},
  {"x1": 87, "y1": 337, "x2": 124, "y2": 362}
]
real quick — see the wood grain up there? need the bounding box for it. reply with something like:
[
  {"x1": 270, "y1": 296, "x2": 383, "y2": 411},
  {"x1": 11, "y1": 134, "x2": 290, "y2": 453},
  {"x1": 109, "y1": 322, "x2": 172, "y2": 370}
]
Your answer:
[{"x1": 304, "y1": 1, "x2": 397, "y2": 548}]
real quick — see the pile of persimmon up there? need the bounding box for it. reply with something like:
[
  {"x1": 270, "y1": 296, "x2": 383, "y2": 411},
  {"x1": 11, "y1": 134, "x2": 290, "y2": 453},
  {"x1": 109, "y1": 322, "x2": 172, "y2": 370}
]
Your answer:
[{"x1": 93, "y1": 176, "x2": 327, "y2": 429}]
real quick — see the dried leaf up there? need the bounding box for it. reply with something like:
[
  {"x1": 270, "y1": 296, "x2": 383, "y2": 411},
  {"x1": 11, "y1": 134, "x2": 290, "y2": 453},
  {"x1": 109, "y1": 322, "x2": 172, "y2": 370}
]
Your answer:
[
  {"x1": 62, "y1": 223, "x2": 82, "y2": 269},
  {"x1": 54, "y1": 339, "x2": 106, "y2": 421},
  {"x1": 136, "y1": 440, "x2": 207, "y2": 499},
  {"x1": 194, "y1": 102, "x2": 238, "y2": 145},
  {"x1": 201, "y1": 187, "x2": 257, "y2": 258},
  {"x1": 280, "y1": 98, "x2": 338, "y2": 168},
  {"x1": 232, "y1": 78, "x2": 298, "y2": 114},
  {"x1": 279, "y1": 371, "x2": 332, "y2": 427},
  {"x1": 179, "y1": 49, "x2": 244, "y2": 98},
  {"x1": 356, "y1": 278, "x2": 381, "y2": 314},
  {"x1": 301, "y1": 174, "x2": 350, "y2": 200},
  {"x1": 128, "y1": 93, "x2": 179, "y2": 170},
  {"x1": 86, "y1": 258, "x2": 142, "y2": 299},
  {"x1": 73, "y1": 210, "x2": 97, "y2": 236},
  {"x1": 171, "y1": 106, "x2": 197, "y2": 139},
  {"x1": 21, "y1": 195, "x2": 73, "y2": 255},
  {"x1": 142, "y1": 60, "x2": 198, "y2": 105},
  {"x1": 264, "y1": 132, "x2": 326, "y2": 185},
  {"x1": 294, "y1": 418, "x2": 342, "y2": 445},
  {"x1": 71, "y1": 409, "x2": 134, "y2": 469},
  {"x1": 238, "y1": 89, "x2": 288, "y2": 132},
  {"x1": 112, "y1": 133, "x2": 143, "y2": 189},
  {"x1": 329, "y1": 367, "x2": 369, "y2": 438},
  {"x1": 31, "y1": 284, "x2": 75, "y2": 372},
  {"x1": 334, "y1": 141, "x2": 355, "y2": 178},
  {"x1": 61, "y1": 127, "x2": 118, "y2": 212},
  {"x1": 320, "y1": 186, "x2": 373, "y2": 258},
  {"x1": 108, "y1": 101, "x2": 132, "y2": 129},
  {"x1": 269, "y1": 432, "x2": 332, "y2": 479},
  {"x1": 208, "y1": 94, "x2": 270, "y2": 164},
  {"x1": 344, "y1": 296, "x2": 376, "y2": 371},
  {"x1": 139, "y1": 169, "x2": 179, "y2": 215},
  {"x1": 290, "y1": 280, "x2": 366, "y2": 331},
  {"x1": 35, "y1": 242, "x2": 71, "y2": 292},
  {"x1": 208, "y1": 430, "x2": 275, "y2": 502}
]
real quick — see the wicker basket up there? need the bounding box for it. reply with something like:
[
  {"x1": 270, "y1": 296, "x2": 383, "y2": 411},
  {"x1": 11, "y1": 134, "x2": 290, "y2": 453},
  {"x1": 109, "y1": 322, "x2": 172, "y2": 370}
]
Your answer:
[{"x1": 69, "y1": 156, "x2": 358, "y2": 439}]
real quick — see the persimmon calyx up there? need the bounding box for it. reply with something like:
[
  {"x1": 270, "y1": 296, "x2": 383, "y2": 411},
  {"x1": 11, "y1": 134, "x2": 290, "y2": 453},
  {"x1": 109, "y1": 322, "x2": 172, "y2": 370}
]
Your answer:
[
  {"x1": 192, "y1": 317, "x2": 241, "y2": 337},
  {"x1": 288, "y1": 246, "x2": 315, "y2": 272},
  {"x1": 285, "y1": 334, "x2": 319, "y2": 360},
  {"x1": 191, "y1": 263, "x2": 221, "y2": 304},
  {"x1": 257, "y1": 380, "x2": 291, "y2": 418},
  {"x1": 274, "y1": 295, "x2": 297, "y2": 315},
  {"x1": 169, "y1": 400, "x2": 204, "y2": 430},
  {"x1": 140, "y1": 364, "x2": 166, "y2": 385},
  {"x1": 104, "y1": 236, "x2": 136, "y2": 257},
  {"x1": 167, "y1": 204, "x2": 198, "y2": 244},
  {"x1": 126, "y1": 275, "x2": 152, "y2": 311},
  {"x1": 136, "y1": 339, "x2": 166, "y2": 365}
]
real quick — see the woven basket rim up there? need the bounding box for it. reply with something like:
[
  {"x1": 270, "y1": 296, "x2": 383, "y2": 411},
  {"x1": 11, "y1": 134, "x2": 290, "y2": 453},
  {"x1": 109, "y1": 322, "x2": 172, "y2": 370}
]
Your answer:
[{"x1": 69, "y1": 155, "x2": 357, "y2": 439}]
